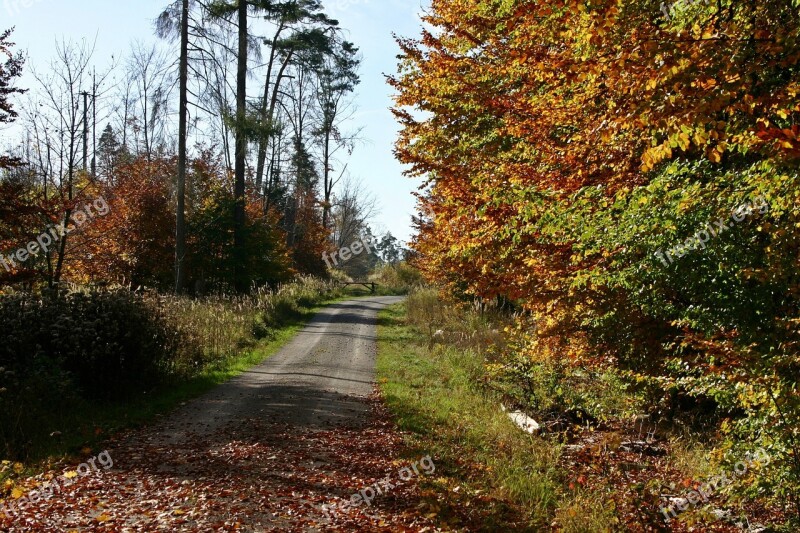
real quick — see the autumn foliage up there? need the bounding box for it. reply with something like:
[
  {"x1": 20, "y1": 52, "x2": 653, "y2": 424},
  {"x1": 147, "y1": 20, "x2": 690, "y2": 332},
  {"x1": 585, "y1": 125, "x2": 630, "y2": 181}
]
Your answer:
[
  {"x1": 1, "y1": 151, "x2": 299, "y2": 291},
  {"x1": 393, "y1": 0, "x2": 800, "y2": 518}
]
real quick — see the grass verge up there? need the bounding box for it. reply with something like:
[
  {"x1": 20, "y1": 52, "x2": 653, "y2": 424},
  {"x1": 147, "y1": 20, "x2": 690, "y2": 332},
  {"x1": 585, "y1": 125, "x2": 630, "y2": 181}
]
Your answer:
[
  {"x1": 376, "y1": 291, "x2": 791, "y2": 532},
  {"x1": 376, "y1": 301, "x2": 564, "y2": 531}
]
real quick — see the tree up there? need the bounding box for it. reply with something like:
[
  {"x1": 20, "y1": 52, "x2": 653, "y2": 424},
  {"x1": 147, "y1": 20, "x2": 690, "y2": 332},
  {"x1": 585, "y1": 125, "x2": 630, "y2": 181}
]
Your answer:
[
  {"x1": 96, "y1": 124, "x2": 126, "y2": 182},
  {"x1": 70, "y1": 156, "x2": 173, "y2": 287},
  {"x1": 175, "y1": 0, "x2": 189, "y2": 294},
  {"x1": 126, "y1": 43, "x2": 170, "y2": 159},
  {"x1": 232, "y1": 0, "x2": 249, "y2": 293},
  {"x1": 393, "y1": 0, "x2": 800, "y2": 519},
  {"x1": 313, "y1": 36, "x2": 360, "y2": 231},
  {"x1": 157, "y1": 0, "x2": 191, "y2": 294},
  {"x1": 183, "y1": 151, "x2": 293, "y2": 289},
  {"x1": 3, "y1": 3, "x2": 367, "y2": 295},
  {"x1": 331, "y1": 175, "x2": 376, "y2": 254},
  {"x1": 207, "y1": 0, "x2": 252, "y2": 292},
  {"x1": 377, "y1": 232, "x2": 402, "y2": 265},
  {"x1": 26, "y1": 40, "x2": 111, "y2": 287},
  {"x1": 252, "y1": 0, "x2": 339, "y2": 192},
  {"x1": 0, "y1": 28, "x2": 26, "y2": 170}
]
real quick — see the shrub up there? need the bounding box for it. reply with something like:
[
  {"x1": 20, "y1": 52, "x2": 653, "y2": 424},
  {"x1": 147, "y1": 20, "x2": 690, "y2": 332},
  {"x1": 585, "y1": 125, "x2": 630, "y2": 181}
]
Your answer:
[
  {"x1": 0, "y1": 287, "x2": 190, "y2": 459},
  {"x1": 255, "y1": 276, "x2": 340, "y2": 327},
  {"x1": 370, "y1": 262, "x2": 424, "y2": 294},
  {"x1": 0, "y1": 287, "x2": 183, "y2": 400}
]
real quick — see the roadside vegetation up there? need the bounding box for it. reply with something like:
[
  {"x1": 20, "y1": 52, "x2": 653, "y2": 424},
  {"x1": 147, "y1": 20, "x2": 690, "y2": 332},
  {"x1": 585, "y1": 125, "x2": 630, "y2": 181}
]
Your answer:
[
  {"x1": 368, "y1": 262, "x2": 425, "y2": 295},
  {"x1": 378, "y1": 290, "x2": 791, "y2": 531},
  {"x1": 0, "y1": 261, "x2": 416, "y2": 475},
  {"x1": 391, "y1": 1, "x2": 800, "y2": 531},
  {"x1": 0, "y1": 5, "x2": 411, "y2": 475},
  {"x1": 0, "y1": 278, "x2": 345, "y2": 471}
]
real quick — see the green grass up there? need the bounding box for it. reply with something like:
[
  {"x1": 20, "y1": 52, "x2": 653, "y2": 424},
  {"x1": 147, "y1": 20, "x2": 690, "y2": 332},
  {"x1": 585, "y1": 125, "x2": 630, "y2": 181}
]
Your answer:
[{"x1": 376, "y1": 301, "x2": 564, "y2": 531}]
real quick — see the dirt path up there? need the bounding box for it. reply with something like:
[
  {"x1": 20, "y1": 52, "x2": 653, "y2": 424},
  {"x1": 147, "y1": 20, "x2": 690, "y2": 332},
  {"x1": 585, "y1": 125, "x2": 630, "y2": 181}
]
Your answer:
[
  {"x1": 3, "y1": 297, "x2": 443, "y2": 532},
  {"x1": 139, "y1": 296, "x2": 405, "y2": 441}
]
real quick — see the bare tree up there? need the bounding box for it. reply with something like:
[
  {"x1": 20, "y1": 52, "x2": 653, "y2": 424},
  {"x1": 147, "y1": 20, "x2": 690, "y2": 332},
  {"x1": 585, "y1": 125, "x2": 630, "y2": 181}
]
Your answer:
[
  {"x1": 175, "y1": 0, "x2": 190, "y2": 294},
  {"x1": 127, "y1": 42, "x2": 171, "y2": 159},
  {"x1": 25, "y1": 40, "x2": 112, "y2": 286},
  {"x1": 157, "y1": 0, "x2": 191, "y2": 293},
  {"x1": 332, "y1": 175, "x2": 377, "y2": 249}
]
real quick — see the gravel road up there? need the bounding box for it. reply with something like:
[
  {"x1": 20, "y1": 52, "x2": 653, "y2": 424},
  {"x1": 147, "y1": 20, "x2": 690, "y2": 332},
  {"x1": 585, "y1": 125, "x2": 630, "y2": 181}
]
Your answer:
[
  {"x1": 3, "y1": 296, "x2": 447, "y2": 532},
  {"x1": 143, "y1": 295, "x2": 407, "y2": 444}
]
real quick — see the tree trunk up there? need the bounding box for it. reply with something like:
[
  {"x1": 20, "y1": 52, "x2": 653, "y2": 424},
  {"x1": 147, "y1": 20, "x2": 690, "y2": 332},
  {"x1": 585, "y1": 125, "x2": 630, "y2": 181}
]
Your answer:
[
  {"x1": 233, "y1": 0, "x2": 248, "y2": 293},
  {"x1": 322, "y1": 129, "x2": 331, "y2": 230},
  {"x1": 175, "y1": 0, "x2": 189, "y2": 294},
  {"x1": 256, "y1": 50, "x2": 293, "y2": 194},
  {"x1": 254, "y1": 24, "x2": 284, "y2": 191}
]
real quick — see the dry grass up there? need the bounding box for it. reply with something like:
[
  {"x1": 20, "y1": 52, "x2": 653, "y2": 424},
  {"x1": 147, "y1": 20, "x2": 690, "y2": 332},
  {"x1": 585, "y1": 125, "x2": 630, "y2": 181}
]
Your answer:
[{"x1": 156, "y1": 276, "x2": 343, "y2": 374}]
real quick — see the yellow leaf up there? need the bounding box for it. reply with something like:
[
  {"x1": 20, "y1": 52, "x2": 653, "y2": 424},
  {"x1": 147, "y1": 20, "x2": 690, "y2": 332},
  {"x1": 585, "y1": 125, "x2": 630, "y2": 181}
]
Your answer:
[
  {"x1": 97, "y1": 514, "x2": 111, "y2": 522},
  {"x1": 11, "y1": 488, "x2": 24, "y2": 499},
  {"x1": 12, "y1": 463, "x2": 23, "y2": 474},
  {"x1": 694, "y1": 130, "x2": 708, "y2": 146},
  {"x1": 64, "y1": 471, "x2": 78, "y2": 479}
]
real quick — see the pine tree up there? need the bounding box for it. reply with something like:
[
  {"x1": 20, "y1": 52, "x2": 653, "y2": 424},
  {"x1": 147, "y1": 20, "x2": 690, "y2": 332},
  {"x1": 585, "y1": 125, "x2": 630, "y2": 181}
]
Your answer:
[{"x1": 0, "y1": 28, "x2": 25, "y2": 170}]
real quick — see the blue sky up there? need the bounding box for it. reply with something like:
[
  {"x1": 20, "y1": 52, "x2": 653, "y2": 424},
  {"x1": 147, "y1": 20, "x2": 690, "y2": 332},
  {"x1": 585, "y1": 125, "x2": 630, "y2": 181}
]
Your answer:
[{"x1": 2, "y1": 0, "x2": 427, "y2": 244}]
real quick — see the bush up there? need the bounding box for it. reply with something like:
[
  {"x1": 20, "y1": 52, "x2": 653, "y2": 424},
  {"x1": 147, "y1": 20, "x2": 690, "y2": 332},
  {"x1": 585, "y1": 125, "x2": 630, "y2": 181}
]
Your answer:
[
  {"x1": 370, "y1": 262, "x2": 424, "y2": 294},
  {"x1": 0, "y1": 354, "x2": 78, "y2": 461},
  {"x1": 255, "y1": 276, "x2": 341, "y2": 326},
  {"x1": 0, "y1": 287, "x2": 191, "y2": 459},
  {"x1": 0, "y1": 288, "x2": 183, "y2": 400}
]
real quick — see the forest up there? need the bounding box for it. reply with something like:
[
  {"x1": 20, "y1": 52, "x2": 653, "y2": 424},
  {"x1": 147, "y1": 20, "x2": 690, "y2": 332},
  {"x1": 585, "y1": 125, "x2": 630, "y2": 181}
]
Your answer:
[
  {"x1": 1, "y1": 0, "x2": 799, "y2": 531},
  {"x1": 1, "y1": 1, "x2": 404, "y2": 293},
  {"x1": 392, "y1": 0, "x2": 800, "y2": 529}
]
